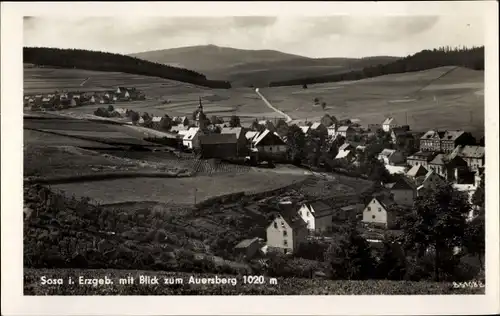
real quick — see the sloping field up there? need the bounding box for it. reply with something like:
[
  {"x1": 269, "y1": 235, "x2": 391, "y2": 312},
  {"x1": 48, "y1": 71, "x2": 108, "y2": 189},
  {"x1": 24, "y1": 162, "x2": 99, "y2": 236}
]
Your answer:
[
  {"x1": 24, "y1": 66, "x2": 272, "y2": 124},
  {"x1": 264, "y1": 66, "x2": 484, "y2": 136},
  {"x1": 50, "y1": 172, "x2": 308, "y2": 205}
]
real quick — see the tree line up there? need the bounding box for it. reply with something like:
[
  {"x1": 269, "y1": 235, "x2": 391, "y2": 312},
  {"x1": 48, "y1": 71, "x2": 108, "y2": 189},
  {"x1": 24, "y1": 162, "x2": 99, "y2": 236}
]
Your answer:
[
  {"x1": 269, "y1": 46, "x2": 485, "y2": 87},
  {"x1": 24, "y1": 47, "x2": 232, "y2": 89}
]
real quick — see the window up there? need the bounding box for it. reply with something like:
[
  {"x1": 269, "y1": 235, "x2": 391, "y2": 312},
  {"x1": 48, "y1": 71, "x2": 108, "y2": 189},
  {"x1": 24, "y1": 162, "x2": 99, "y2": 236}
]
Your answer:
[
  {"x1": 372, "y1": 215, "x2": 376, "y2": 219},
  {"x1": 281, "y1": 221, "x2": 285, "y2": 227},
  {"x1": 283, "y1": 230, "x2": 287, "y2": 237},
  {"x1": 283, "y1": 240, "x2": 288, "y2": 246},
  {"x1": 367, "y1": 207, "x2": 371, "y2": 211},
  {"x1": 273, "y1": 222, "x2": 277, "y2": 229},
  {"x1": 378, "y1": 208, "x2": 381, "y2": 212}
]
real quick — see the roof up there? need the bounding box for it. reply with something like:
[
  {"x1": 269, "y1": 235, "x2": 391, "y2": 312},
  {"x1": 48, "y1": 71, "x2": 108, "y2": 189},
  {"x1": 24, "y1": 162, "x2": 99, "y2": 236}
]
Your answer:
[
  {"x1": 356, "y1": 145, "x2": 366, "y2": 151},
  {"x1": 340, "y1": 204, "x2": 365, "y2": 212},
  {"x1": 392, "y1": 127, "x2": 411, "y2": 137},
  {"x1": 234, "y1": 237, "x2": 260, "y2": 249},
  {"x1": 199, "y1": 133, "x2": 237, "y2": 145},
  {"x1": 171, "y1": 125, "x2": 189, "y2": 132},
  {"x1": 335, "y1": 149, "x2": 352, "y2": 159},
  {"x1": 406, "y1": 164, "x2": 428, "y2": 177},
  {"x1": 305, "y1": 200, "x2": 331, "y2": 218},
  {"x1": 379, "y1": 148, "x2": 396, "y2": 158},
  {"x1": 430, "y1": 154, "x2": 446, "y2": 165},
  {"x1": 371, "y1": 196, "x2": 395, "y2": 211},
  {"x1": 442, "y1": 130, "x2": 465, "y2": 141},
  {"x1": 451, "y1": 145, "x2": 485, "y2": 159},
  {"x1": 382, "y1": 117, "x2": 397, "y2": 125},
  {"x1": 152, "y1": 116, "x2": 162, "y2": 122},
  {"x1": 245, "y1": 131, "x2": 258, "y2": 141},
  {"x1": 299, "y1": 125, "x2": 310, "y2": 134},
  {"x1": 337, "y1": 125, "x2": 352, "y2": 132},
  {"x1": 422, "y1": 170, "x2": 443, "y2": 183},
  {"x1": 390, "y1": 176, "x2": 416, "y2": 191},
  {"x1": 252, "y1": 129, "x2": 285, "y2": 146},
  {"x1": 407, "y1": 151, "x2": 437, "y2": 161},
  {"x1": 182, "y1": 127, "x2": 200, "y2": 140},
  {"x1": 420, "y1": 130, "x2": 446, "y2": 140},
  {"x1": 221, "y1": 127, "x2": 243, "y2": 139},
  {"x1": 310, "y1": 122, "x2": 323, "y2": 130},
  {"x1": 339, "y1": 143, "x2": 352, "y2": 151},
  {"x1": 274, "y1": 203, "x2": 308, "y2": 230}
]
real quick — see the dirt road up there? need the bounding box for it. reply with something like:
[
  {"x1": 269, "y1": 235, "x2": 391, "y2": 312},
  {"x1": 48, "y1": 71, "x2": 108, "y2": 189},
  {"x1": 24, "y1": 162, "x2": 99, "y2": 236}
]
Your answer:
[{"x1": 254, "y1": 88, "x2": 293, "y2": 123}]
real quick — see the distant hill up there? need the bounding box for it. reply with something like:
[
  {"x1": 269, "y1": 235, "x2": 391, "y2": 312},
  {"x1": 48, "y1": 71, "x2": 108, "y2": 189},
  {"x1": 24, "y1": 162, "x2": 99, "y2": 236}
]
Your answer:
[
  {"x1": 130, "y1": 45, "x2": 399, "y2": 87},
  {"x1": 269, "y1": 46, "x2": 485, "y2": 87},
  {"x1": 23, "y1": 47, "x2": 231, "y2": 89}
]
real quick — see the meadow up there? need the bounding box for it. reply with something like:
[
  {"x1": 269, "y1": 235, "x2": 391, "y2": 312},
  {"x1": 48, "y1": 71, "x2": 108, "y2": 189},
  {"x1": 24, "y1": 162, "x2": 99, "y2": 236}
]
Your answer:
[{"x1": 24, "y1": 65, "x2": 484, "y2": 135}]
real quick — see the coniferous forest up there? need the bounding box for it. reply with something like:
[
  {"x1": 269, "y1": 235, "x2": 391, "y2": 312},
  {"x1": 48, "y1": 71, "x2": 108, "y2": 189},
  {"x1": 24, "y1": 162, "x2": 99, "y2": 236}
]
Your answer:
[
  {"x1": 23, "y1": 47, "x2": 232, "y2": 89},
  {"x1": 269, "y1": 46, "x2": 484, "y2": 87}
]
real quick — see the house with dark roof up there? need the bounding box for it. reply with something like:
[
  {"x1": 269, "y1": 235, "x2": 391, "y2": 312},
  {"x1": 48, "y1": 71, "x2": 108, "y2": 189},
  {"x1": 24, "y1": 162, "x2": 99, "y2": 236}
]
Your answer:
[
  {"x1": 199, "y1": 134, "x2": 238, "y2": 159},
  {"x1": 310, "y1": 122, "x2": 328, "y2": 137},
  {"x1": 384, "y1": 176, "x2": 417, "y2": 207},
  {"x1": 266, "y1": 202, "x2": 308, "y2": 254},
  {"x1": 406, "y1": 164, "x2": 428, "y2": 180},
  {"x1": 336, "y1": 125, "x2": 355, "y2": 140},
  {"x1": 221, "y1": 127, "x2": 249, "y2": 156},
  {"x1": 333, "y1": 203, "x2": 365, "y2": 222},
  {"x1": 362, "y1": 197, "x2": 396, "y2": 229},
  {"x1": 428, "y1": 153, "x2": 468, "y2": 180},
  {"x1": 234, "y1": 237, "x2": 262, "y2": 259},
  {"x1": 250, "y1": 129, "x2": 287, "y2": 161},
  {"x1": 440, "y1": 130, "x2": 475, "y2": 153},
  {"x1": 420, "y1": 130, "x2": 446, "y2": 152},
  {"x1": 416, "y1": 170, "x2": 446, "y2": 196},
  {"x1": 297, "y1": 200, "x2": 333, "y2": 233},
  {"x1": 406, "y1": 151, "x2": 438, "y2": 169},
  {"x1": 449, "y1": 145, "x2": 485, "y2": 172},
  {"x1": 377, "y1": 148, "x2": 405, "y2": 166}
]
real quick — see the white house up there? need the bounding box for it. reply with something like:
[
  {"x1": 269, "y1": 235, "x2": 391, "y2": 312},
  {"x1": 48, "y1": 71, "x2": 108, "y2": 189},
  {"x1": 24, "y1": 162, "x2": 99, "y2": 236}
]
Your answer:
[
  {"x1": 335, "y1": 143, "x2": 355, "y2": 162},
  {"x1": 378, "y1": 149, "x2": 405, "y2": 166},
  {"x1": 336, "y1": 126, "x2": 355, "y2": 139},
  {"x1": 182, "y1": 127, "x2": 202, "y2": 149},
  {"x1": 362, "y1": 197, "x2": 395, "y2": 229},
  {"x1": 327, "y1": 125, "x2": 337, "y2": 137},
  {"x1": 297, "y1": 200, "x2": 333, "y2": 233},
  {"x1": 382, "y1": 117, "x2": 399, "y2": 132},
  {"x1": 152, "y1": 116, "x2": 162, "y2": 123},
  {"x1": 250, "y1": 129, "x2": 287, "y2": 160}
]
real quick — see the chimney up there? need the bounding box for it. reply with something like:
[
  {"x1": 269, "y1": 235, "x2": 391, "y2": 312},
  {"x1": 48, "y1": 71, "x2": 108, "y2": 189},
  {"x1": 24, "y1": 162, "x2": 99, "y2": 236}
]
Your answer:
[{"x1": 455, "y1": 168, "x2": 459, "y2": 183}]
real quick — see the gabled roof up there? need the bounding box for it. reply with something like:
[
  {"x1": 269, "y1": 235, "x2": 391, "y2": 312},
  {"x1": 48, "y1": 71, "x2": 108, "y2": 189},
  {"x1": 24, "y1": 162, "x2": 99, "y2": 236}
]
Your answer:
[
  {"x1": 379, "y1": 148, "x2": 396, "y2": 158},
  {"x1": 199, "y1": 133, "x2": 237, "y2": 145},
  {"x1": 451, "y1": 145, "x2": 485, "y2": 159},
  {"x1": 245, "y1": 131, "x2": 258, "y2": 141},
  {"x1": 337, "y1": 125, "x2": 352, "y2": 132},
  {"x1": 367, "y1": 196, "x2": 394, "y2": 211},
  {"x1": 407, "y1": 151, "x2": 437, "y2": 161},
  {"x1": 422, "y1": 170, "x2": 444, "y2": 183},
  {"x1": 339, "y1": 143, "x2": 352, "y2": 151},
  {"x1": 406, "y1": 164, "x2": 428, "y2": 178},
  {"x1": 182, "y1": 127, "x2": 200, "y2": 140},
  {"x1": 390, "y1": 176, "x2": 416, "y2": 191},
  {"x1": 221, "y1": 127, "x2": 243, "y2": 139},
  {"x1": 442, "y1": 130, "x2": 465, "y2": 141},
  {"x1": 421, "y1": 130, "x2": 446, "y2": 140},
  {"x1": 152, "y1": 116, "x2": 162, "y2": 122},
  {"x1": 382, "y1": 117, "x2": 397, "y2": 125},
  {"x1": 234, "y1": 237, "x2": 260, "y2": 249},
  {"x1": 252, "y1": 129, "x2": 285, "y2": 146},
  {"x1": 430, "y1": 154, "x2": 446, "y2": 165},
  {"x1": 335, "y1": 149, "x2": 352, "y2": 159},
  {"x1": 304, "y1": 200, "x2": 331, "y2": 218},
  {"x1": 340, "y1": 204, "x2": 365, "y2": 212},
  {"x1": 392, "y1": 127, "x2": 411, "y2": 137},
  {"x1": 273, "y1": 203, "x2": 307, "y2": 230},
  {"x1": 299, "y1": 125, "x2": 310, "y2": 134},
  {"x1": 310, "y1": 122, "x2": 323, "y2": 130}
]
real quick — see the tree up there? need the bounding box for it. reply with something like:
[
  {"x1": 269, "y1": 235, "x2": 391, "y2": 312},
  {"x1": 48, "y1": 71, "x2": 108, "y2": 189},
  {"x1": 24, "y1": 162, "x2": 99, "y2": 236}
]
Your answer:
[
  {"x1": 375, "y1": 236, "x2": 407, "y2": 280},
  {"x1": 321, "y1": 102, "x2": 327, "y2": 110},
  {"x1": 313, "y1": 97, "x2": 320, "y2": 104},
  {"x1": 159, "y1": 115, "x2": 173, "y2": 131},
  {"x1": 286, "y1": 124, "x2": 306, "y2": 164},
  {"x1": 107, "y1": 105, "x2": 114, "y2": 112},
  {"x1": 210, "y1": 115, "x2": 223, "y2": 125},
  {"x1": 94, "y1": 107, "x2": 109, "y2": 118},
  {"x1": 471, "y1": 174, "x2": 485, "y2": 209},
  {"x1": 324, "y1": 223, "x2": 375, "y2": 280},
  {"x1": 401, "y1": 183, "x2": 471, "y2": 281},
  {"x1": 229, "y1": 115, "x2": 241, "y2": 128},
  {"x1": 302, "y1": 84, "x2": 308, "y2": 89},
  {"x1": 463, "y1": 212, "x2": 485, "y2": 268},
  {"x1": 366, "y1": 158, "x2": 393, "y2": 184},
  {"x1": 130, "y1": 111, "x2": 140, "y2": 124}
]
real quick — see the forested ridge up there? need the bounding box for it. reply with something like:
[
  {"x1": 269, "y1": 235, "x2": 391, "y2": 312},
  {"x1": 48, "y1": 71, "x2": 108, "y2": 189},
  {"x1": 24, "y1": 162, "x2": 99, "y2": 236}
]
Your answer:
[
  {"x1": 24, "y1": 47, "x2": 232, "y2": 89},
  {"x1": 269, "y1": 46, "x2": 485, "y2": 87}
]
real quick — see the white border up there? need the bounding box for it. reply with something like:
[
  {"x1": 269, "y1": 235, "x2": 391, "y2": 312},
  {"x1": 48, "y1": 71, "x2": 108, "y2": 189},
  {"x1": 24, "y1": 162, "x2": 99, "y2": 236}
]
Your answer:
[{"x1": 2, "y1": 2, "x2": 499, "y2": 315}]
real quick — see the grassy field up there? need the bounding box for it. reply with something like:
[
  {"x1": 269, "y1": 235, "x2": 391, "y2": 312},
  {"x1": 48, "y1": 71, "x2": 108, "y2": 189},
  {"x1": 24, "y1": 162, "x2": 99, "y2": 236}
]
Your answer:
[
  {"x1": 49, "y1": 172, "x2": 308, "y2": 205},
  {"x1": 264, "y1": 66, "x2": 484, "y2": 136},
  {"x1": 25, "y1": 268, "x2": 482, "y2": 295},
  {"x1": 24, "y1": 65, "x2": 484, "y2": 133}
]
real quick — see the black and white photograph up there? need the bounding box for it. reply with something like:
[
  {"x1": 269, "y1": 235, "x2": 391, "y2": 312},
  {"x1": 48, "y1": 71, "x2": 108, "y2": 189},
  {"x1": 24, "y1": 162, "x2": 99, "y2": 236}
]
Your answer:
[{"x1": 2, "y1": 1, "x2": 499, "y2": 315}]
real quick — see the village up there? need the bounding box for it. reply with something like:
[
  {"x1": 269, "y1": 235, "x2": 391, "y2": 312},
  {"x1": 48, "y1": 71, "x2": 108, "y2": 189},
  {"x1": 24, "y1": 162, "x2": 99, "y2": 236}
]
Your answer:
[{"x1": 70, "y1": 92, "x2": 486, "y2": 260}]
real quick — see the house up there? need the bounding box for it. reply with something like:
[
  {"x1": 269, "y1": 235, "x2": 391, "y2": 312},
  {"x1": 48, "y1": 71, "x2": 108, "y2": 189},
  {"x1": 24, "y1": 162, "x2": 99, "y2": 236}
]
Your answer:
[
  {"x1": 416, "y1": 170, "x2": 446, "y2": 196},
  {"x1": 449, "y1": 145, "x2": 485, "y2": 172},
  {"x1": 419, "y1": 130, "x2": 446, "y2": 152},
  {"x1": 385, "y1": 176, "x2": 416, "y2": 207},
  {"x1": 406, "y1": 151, "x2": 437, "y2": 168},
  {"x1": 170, "y1": 124, "x2": 189, "y2": 133},
  {"x1": 297, "y1": 200, "x2": 333, "y2": 233},
  {"x1": 182, "y1": 127, "x2": 203, "y2": 150},
  {"x1": 391, "y1": 126, "x2": 414, "y2": 148},
  {"x1": 377, "y1": 149, "x2": 405, "y2": 166},
  {"x1": 309, "y1": 122, "x2": 328, "y2": 137},
  {"x1": 266, "y1": 203, "x2": 308, "y2": 254},
  {"x1": 440, "y1": 130, "x2": 476, "y2": 153},
  {"x1": 152, "y1": 116, "x2": 162, "y2": 123},
  {"x1": 250, "y1": 129, "x2": 287, "y2": 161},
  {"x1": 173, "y1": 116, "x2": 189, "y2": 126},
  {"x1": 406, "y1": 164, "x2": 428, "y2": 180},
  {"x1": 335, "y1": 143, "x2": 355, "y2": 162},
  {"x1": 199, "y1": 134, "x2": 238, "y2": 159},
  {"x1": 327, "y1": 125, "x2": 337, "y2": 137},
  {"x1": 320, "y1": 114, "x2": 337, "y2": 128},
  {"x1": 336, "y1": 126, "x2": 355, "y2": 140},
  {"x1": 428, "y1": 153, "x2": 468, "y2": 180},
  {"x1": 382, "y1": 117, "x2": 399, "y2": 132},
  {"x1": 356, "y1": 145, "x2": 366, "y2": 152},
  {"x1": 333, "y1": 204, "x2": 365, "y2": 222},
  {"x1": 362, "y1": 197, "x2": 396, "y2": 229},
  {"x1": 220, "y1": 127, "x2": 248, "y2": 156},
  {"x1": 234, "y1": 237, "x2": 261, "y2": 259}
]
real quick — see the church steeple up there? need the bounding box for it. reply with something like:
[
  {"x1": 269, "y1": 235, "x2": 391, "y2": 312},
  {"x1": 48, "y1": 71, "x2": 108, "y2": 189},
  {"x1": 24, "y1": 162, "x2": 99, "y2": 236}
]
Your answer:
[{"x1": 198, "y1": 97, "x2": 203, "y2": 111}]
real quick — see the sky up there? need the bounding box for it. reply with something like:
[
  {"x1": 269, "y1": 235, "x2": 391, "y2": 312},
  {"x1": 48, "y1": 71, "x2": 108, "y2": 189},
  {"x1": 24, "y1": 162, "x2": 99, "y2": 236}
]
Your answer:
[{"x1": 23, "y1": 15, "x2": 484, "y2": 58}]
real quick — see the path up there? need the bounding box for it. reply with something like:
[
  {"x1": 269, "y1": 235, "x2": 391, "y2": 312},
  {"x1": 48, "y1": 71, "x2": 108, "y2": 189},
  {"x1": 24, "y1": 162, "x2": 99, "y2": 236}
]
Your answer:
[
  {"x1": 254, "y1": 88, "x2": 292, "y2": 123},
  {"x1": 80, "y1": 77, "x2": 90, "y2": 87}
]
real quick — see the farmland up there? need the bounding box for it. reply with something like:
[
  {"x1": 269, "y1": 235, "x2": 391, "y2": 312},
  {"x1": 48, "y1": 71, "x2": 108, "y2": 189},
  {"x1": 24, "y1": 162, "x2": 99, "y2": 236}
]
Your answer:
[{"x1": 24, "y1": 65, "x2": 484, "y2": 135}]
